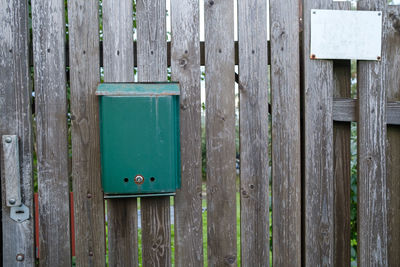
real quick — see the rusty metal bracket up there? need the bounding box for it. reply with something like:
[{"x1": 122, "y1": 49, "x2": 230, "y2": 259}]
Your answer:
[
  {"x1": 10, "y1": 204, "x2": 29, "y2": 223},
  {"x1": 2, "y1": 135, "x2": 21, "y2": 207},
  {"x1": 2, "y1": 135, "x2": 30, "y2": 223}
]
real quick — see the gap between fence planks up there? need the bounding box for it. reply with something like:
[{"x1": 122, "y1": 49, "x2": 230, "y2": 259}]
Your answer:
[
  {"x1": 270, "y1": 0, "x2": 301, "y2": 266},
  {"x1": 386, "y1": 5, "x2": 400, "y2": 265},
  {"x1": 102, "y1": 1, "x2": 139, "y2": 266},
  {"x1": 171, "y1": 0, "x2": 204, "y2": 266},
  {"x1": 68, "y1": 0, "x2": 106, "y2": 266},
  {"x1": 205, "y1": 0, "x2": 237, "y2": 266},
  {"x1": 303, "y1": 0, "x2": 335, "y2": 265},
  {"x1": 0, "y1": 0, "x2": 34, "y2": 265},
  {"x1": 32, "y1": 0, "x2": 71, "y2": 265},
  {"x1": 136, "y1": 0, "x2": 171, "y2": 266},
  {"x1": 357, "y1": 0, "x2": 388, "y2": 265}
]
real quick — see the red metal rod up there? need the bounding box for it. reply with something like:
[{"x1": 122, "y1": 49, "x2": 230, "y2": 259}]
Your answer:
[{"x1": 34, "y1": 192, "x2": 76, "y2": 259}]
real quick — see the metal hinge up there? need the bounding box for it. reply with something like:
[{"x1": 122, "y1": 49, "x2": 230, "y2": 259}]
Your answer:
[{"x1": 2, "y1": 135, "x2": 29, "y2": 222}]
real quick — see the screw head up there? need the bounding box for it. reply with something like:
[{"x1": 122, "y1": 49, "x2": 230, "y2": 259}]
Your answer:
[
  {"x1": 8, "y1": 198, "x2": 16, "y2": 205},
  {"x1": 134, "y1": 175, "x2": 144, "y2": 185},
  {"x1": 16, "y1": 254, "x2": 24, "y2": 261},
  {"x1": 5, "y1": 137, "x2": 12, "y2": 143}
]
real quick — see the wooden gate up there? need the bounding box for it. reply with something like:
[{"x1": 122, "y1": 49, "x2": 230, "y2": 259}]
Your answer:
[{"x1": 0, "y1": 0, "x2": 399, "y2": 266}]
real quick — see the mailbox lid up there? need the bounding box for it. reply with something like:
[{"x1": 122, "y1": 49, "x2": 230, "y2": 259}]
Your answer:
[
  {"x1": 96, "y1": 82, "x2": 180, "y2": 96},
  {"x1": 98, "y1": 83, "x2": 180, "y2": 195}
]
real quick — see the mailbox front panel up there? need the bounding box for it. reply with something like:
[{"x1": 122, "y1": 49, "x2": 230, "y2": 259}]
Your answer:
[{"x1": 99, "y1": 95, "x2": 180, "y2": 195}]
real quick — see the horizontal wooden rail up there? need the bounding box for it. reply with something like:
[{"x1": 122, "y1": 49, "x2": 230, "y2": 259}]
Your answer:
[
  {"x1": 28, "y1": 44, "x2": 400, "y2": 126},
  {"x1": 29, "y1": 41, "x2": 270, "y2": 67},
  {"x1": 333, "y1": 98, "x2": 400, "y2": 125}
]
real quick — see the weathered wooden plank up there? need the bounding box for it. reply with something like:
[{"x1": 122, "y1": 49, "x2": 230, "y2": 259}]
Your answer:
[
  {"x1": 30, "y1": 41, "x2": 272, "y2": 69},
  {"x1": 136, "y1": 0, "x2": 171, "y2": 266},
  {"x1": 68, "y1": 0, "x2": 106, "y2": 266},
  {"x1": 302, "y1": 0, "x2": 335, "y2": 265},
  {"x1": 333, "y1": 98, "x2": 357, "y2": 123},
  {"x1": 0, "y1": 0, "x2": 34, "y2": 265},
  {"x1": 333, "y1": 98, "x2": 400, "y2": 124},
  {"x1": 31, "y1": 0, "x2": 71, "y2": 265},
  {"x1": 385, "y1": 5, "x2": 400, "y2": 266},
  {"x1": 205, "y1": 0, "x2": 237, "y2": 266},
  {"x1": 270, "y1": 0, "x2": 300, "y2": 266},
  {"x1": 140, "y1": 197, "x2": 171, "y2": 266},
  {"x1": 332, "y1": 62, "x2": 351, "y2": 266},
  {"x1": 387, "y1": 102, "x2": 400, "y2": 125},
  {"x1": 357, "y1": 0, "x2": 388, "y2": 265},
  {"x1": 103, "y1": 0, "x2": 135, "y2": 82},
  {"x1": 239, "y1": 0, "x2": 270, "y2": 265},
  {"x1": 170, "y1": 0, "x2": 203, "y2": 266},
  {"x1": 102, "y1": 0, "x2": 138, "y2": 266}
]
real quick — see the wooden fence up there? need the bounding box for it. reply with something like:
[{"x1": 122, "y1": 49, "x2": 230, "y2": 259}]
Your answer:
[{"x1": 0, "y1": 0, "x2": 399, "y2": 266}]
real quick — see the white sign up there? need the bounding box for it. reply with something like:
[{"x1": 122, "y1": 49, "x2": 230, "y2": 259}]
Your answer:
[{"x1": 310, "y1": 9, "x2": 382, "y2": 60}]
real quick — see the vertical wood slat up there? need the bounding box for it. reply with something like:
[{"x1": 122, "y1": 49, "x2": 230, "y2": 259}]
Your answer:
[
  {"x1": 170, "y1": 0, "x2": 203, "y2": 266},
  {"x1": 205, "y1": 0, "x2": 237, "y2": 266},
  {"x1": 102, "y1": 1, "x2": 138, "y2": 266},
  {"x1": 68, "y1": 0, "x2": 106, "y2": 266},
  {"x1": 332, "y1": 60, "x2": 351, "y2": 267},
  {"x1": 270, "y1": 0, "x2": 301, "y2": 265},
  {"x1": 0, "y1": 0, "x2": 35, "y2": 265},
  {"x1": 386, "y1": 5, "x2": 400, "y2": 266},
  {"x1": 32, "y1": 0, "x2": 71, "y2": 265},
  {"x1": 357, "y1": 0, "x2": 388, "y2": 265},
  {"x1": 238, "y1": 0, "x2": 269, "y2": 266},
  {"x1": 302, "y1": 0, "x2": 335, "y2": 265},
  {"x1": 136, "y1": 0, "x2": 171, "y2": 266}
]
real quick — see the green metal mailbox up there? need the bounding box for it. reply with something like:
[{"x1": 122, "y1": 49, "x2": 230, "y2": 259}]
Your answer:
[{"x1": 96, "y1": 83, "x2": 180, "y2": 197}]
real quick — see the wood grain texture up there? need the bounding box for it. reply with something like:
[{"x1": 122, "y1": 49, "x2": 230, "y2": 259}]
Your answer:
[
  {"x1": 136, "y1": 0, "x2": 171, "y2": 266},
  {"x1": 141, "y1": 197, "x2": 171, "y2": 266},
  {"x1": 32, "y1": 0, "x2": 71, "y2": 265},
  {"x1": 68, "y1": 0, "x2": 106, "y2": 266},
  {"x1": 302, "y1": 0, "x2": 335, "y2": 265},
  {"x1": 357, "y1": 0, "x2": 388, "y2": 265},
  {"x1": 0, "y1": 0, "x2": 34, "y2": 265},
  {"x1": 107, "y1": 199, "x2": 138, "y2": 266},
  {"x1": 31, "y1": 40, "x2": 272, "y2": 69},
  {"x1": 332, "y1": 98, "x2": 400, "y2": 125},
  {"x1": 102, "y1": 0, "x2": 138, "y2": 266},
  {"x1": 239, "y1": 0, "x2": 270, "y2": 265},
  {"x1": 270, "y1": 0, "x2": 300, "y2": 266},
  {"x1": 205, "y1": 0, "x2": 237, "y2": 266},
  {"x1": 332, "y1": 61, "x2": 351, "y2": 266},
  {"x1": 333, "y1": 98, "x2": 357, "y2": 123},
  {"x1": 170, "y1": 0, "x2": 203, "y2": 266},
  {"x1": 387, "y1": 101, "x2": 400, "y2": 125},
  {"x1": 385, "y1": 5, "x2": 400, "y2": 266},
  {"x1": 103, "y1": 0, "x2": 134, "y2": 82}
]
